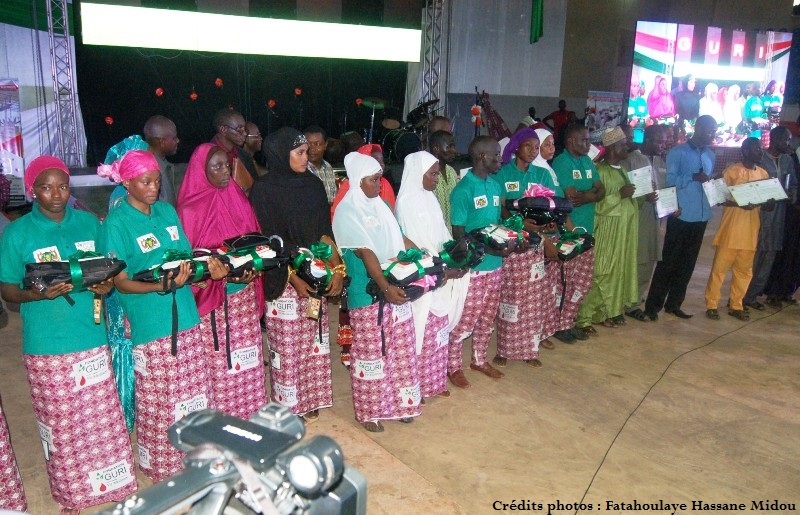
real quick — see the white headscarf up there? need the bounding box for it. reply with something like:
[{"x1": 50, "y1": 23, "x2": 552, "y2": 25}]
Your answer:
[
  {"x1": 395, "y1": 151, "x2": 452, "y2": 254},
  {"x1": 333, "y1": 152, "x2": 404, "y2": 262},
  {"x1": 532, "y1": 128, "x2": 560, "y2": 186}
]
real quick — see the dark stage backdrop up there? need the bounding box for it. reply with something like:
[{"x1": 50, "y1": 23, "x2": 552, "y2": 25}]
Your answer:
[{"x1": 75, "y1": 2, "x2": 419, "y2": 165}]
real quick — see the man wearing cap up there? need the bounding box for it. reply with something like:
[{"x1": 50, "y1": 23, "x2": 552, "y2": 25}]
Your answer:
[{"x1": 575, "y1": 127, "x2": 639, "y2": 333}]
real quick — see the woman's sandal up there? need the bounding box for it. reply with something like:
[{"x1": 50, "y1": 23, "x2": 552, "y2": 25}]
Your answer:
[
  {"x1": 578, "y1": 326, "x2": 598, "y2": 336},
  {"x1": 705, "y1": 309, "x2": 720, "y2": 320},
  {"x1": 625, "y1": 308, "x2": 649, "y2": 322},
  {"x1": 596, "y1": 318, "x2": 618, "y2": 328},
  {"x1": 611, "y1": 314, "x2": 626, "y2": 326},
  {"x1": 362, "y1": 421, "x2": 384, "y2": 433},
  {"x1": 728, "y1": 309, "x2": 750, "y2": 321}
]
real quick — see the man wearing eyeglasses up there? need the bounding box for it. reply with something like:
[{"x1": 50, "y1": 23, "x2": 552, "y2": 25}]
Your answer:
[
  {"x1": 143, "y1": 115, "x2": 179, "y2": 206},
  {"x1": 243, "y1": 121, "x2": 265, "y2": 175},
  {"x1": 211, "y1": 109, "x2": 259, "y2": 184}
]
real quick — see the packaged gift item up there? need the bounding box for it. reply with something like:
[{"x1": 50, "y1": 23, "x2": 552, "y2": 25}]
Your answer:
[
  {"x1": 130, "y1": 250, "x2": 230, "y2": 285},
  {"x1": 24, "y1": 253, "x2": 126, "y2": 291},
  {"x1": 439, "y1": 235, "x2": 485, "y2": 270},
  {"x1": 555, "y1": 227, "x2": 595, "y2": 261}
]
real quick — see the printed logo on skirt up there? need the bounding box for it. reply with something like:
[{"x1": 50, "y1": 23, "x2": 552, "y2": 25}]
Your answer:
[
  {"x1": 138, "y1": 445, "x2": 151, "y2": 469},
  {"x1": 312, "y1": 331, "x2": 330, "y2": 356},
  {"x1": 267, "y1": 298, "x2": 298, "y2": 320},
  {"x1": 269, "y1": 349, "x2": 281, "y2": 370},
  {"x1": 393, "y1": 303, "x2": 413, "y2": 324},
  {"x1": 530, "y1": 261, "x2": 546, "y2": 281},
  {"x1": 353, "y1": 358, "x2": 385, "y2": 380},
  {"x1": 399, "y1": 383, "x2": 422, "y2": 407},
  {"x1": 89, "y1": 459, "x2": 135, "y2": 495},
  {"x1": 435, "y1": 326, "x2": 449, "y2": 349},
  {"x1": 132, "y1": 347, "x2": 148, "y2": 376},
  {"x1": 174, "y1": 394, "x2": 209, "y2": 422},
  {"x1": 37, "y1": 420, "x2": 56, "y2": 460},
  {"x1": 71, "y1": 352, "x2": 111, "y2": 390},
  {"x1": 273, "y1": 382, "x2": 298, "y2": 407},
  {"x1": 498, "y1": 302, "x2": 519, "y2": 323},
  {"x1": 229, "y1": 345, "x2": 260, "y2": 374}
]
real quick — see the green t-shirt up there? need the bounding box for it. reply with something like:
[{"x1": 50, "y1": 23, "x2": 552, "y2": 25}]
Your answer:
[
  {"x1": 449, "y1": 171, "x2": 503, "y2": 271},
  {"x1": 0, "y1": 206, "x2": 108, "y2": 355},
  {"x1": 342, "y1": 248, "x2": 373, "y2": 310},
  {"x1": 99, "y1": 199, "x2": 200, "y2": 345},
  {"x1": 495, "y1": 161, "x2": 560, "y2": 201},
  {"x1": 552, "y1": 151, "x2": 599, "y2": 233}
]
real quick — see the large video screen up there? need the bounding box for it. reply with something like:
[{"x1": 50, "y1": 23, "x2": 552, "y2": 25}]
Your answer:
[{"x1": 629, "y1": 21, "x2": 792, "y2": 146}]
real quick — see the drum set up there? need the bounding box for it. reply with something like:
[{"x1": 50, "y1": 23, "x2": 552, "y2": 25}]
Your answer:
[{"x1": 360, "y1": 97, "x2": 440, "y2": 162}]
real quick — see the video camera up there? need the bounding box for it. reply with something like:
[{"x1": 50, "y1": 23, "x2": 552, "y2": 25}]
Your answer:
[{"x1": 99, "y1": 404, "x2": 366, "y2": 515}]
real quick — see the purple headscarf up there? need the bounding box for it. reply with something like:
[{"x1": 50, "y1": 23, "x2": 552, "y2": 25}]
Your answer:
[{"x1": 501, "y1": 127, "x2": 539, "y2": 165}]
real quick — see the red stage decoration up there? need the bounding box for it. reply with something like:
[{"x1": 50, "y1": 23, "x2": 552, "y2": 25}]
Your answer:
[
  {"x1": 105, "y1": 116, "x2": 114, "y2": 125},
  {"x1": 155, "y1": 87, "x2": 164, "y2": 97},
  {"x1": 294, "y1": 88, "x2": 302, "y2": 96},
  {"x1": 215, "y1": 78, "x2": 223, "y2": 88},
  {"x1": 190, "y1": 91, "x2": 198, "y2": 101},
  {"x1": 356, "y1": 98, "x2": 363, "y2": 106},
  {"x1": 267, "y1": 99, "x2": 276, "y2": 108},
  {"x1": 471, "y1": 105, "x2": 482, "y2": 127}
]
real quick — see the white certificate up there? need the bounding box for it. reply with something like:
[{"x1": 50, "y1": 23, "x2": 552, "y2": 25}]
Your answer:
[
  {"x1": 655, "y1": 187, "x2": 678, "y2": 218},
  {"x1": 587, "y1": 144, "x2": 601, "y2": 161},
  {"x1": 702, "y1": 178, "x2": 731, "y2": 206},
  {"x1": 627, "y1": 165, "x2": 654, "y2": 198},
  {"x1": 728, "y1": 178, "x2": 789, "y2": 206}
]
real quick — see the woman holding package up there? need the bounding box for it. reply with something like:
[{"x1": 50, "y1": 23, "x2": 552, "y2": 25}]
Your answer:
[
  {"x1": 249, "y1": 127, "x2": 344, "y2": 423},
  {"x1": 533, "y1": 128, "x2": 593, "y2": 344},
  {"x1": 99, "y1": 150, "x2": 219, "y2": 482},
  {"x1": 0, "y1": 156, "x2": 136, "y2": 511},
  {"x1": 333, "y1": 152, "x2": 422, "y2": 432},
  {"x1": 177, "y1": 143, "x2": 267, "y2": 420},
  {"x1": 395, "y1": 150, "x2": 468, "y2": 400}
]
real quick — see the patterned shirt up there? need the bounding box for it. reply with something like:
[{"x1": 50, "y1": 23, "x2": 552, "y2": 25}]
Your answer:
[
  {"x1": 307, "y1": 159, "x2": 338, "y2": 203},
  {"x1": 433, "y1": 164, "x2": 459, "y2": 232}
]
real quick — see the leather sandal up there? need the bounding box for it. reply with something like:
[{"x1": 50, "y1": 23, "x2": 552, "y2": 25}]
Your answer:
[
  {"x1": 705, "y1": 309, "x2": 720, "y2": 320},
  {"x1": 525, "y1": 359, "x2": 543, "y2": 368},
  {"x1": 728, "y1": 309, "x2": 750, "y2": 321},
  {"x1": 492, "y1": 355, "x2": 507, "y2": 367},
  {"x1": 540, "y1": 338, "x2": 555, "y2": 349},
  {"x1": 597, "y1": 318, "x2": 618, "y2": 328},
  {"x1": 398, "y1": 417, "x2": 414, "y2": 424},
  {"x1": 436, "y1": 389, "x2": 451, "y2": 398},
  {"x1": 625, "y1": 308, "x2": 649, "y2": 322},
  {"x1": 611, "y1": 314, "x2": 626, "y2": 326},
  {"x1": 578, "y1": 325, "x2": 598, "y2": 336},
  {"x1": 362, "y1": 421, "x2": 384, "y2": 433}
]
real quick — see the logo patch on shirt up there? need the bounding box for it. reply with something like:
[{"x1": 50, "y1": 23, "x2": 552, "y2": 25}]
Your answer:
[
  {"x1": 166, "y1": 226, "x2": 180, "y2": 241},
  {"x1": 74, "y1": 240, "x2": 96, "y2": 252},
  {"x1": 585, "y1": 169, "x2": 593, "y2": 179},
  {"x1": 493, "y1": 195, "x2": 500, "y2": 207},
  {"x1": 136, "y1": 233, "x2": 161, "y2": 253},
  {"x1": 572, "y1": 170, "x2": 582, "y2": 180},
  {"x1": 33, "y1": 246, "x2": 61, "y2": 263},
  {"x1": 473, "y1": 195, "x2": 488, "y2": 209},
  {"x1": 505, "y1": 181, "x2": 520, "y2": 192}
]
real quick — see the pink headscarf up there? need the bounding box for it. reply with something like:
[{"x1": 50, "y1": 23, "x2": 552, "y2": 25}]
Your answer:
[
  {"x1": 25, "y1": 155, "x2": 70, "y2": 196},
  {"x1": 177, "y1": 143, "x2": 264, "y2": 317},
  {"x1": 97, "y1": 149, "x2": 159, "y2": 183}
]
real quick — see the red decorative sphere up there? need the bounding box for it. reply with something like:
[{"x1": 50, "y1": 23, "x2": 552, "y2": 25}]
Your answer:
[
  {"x1": 155, "y1": 87, "x2": 164, "y2": 97},
  {"x1": 104, "y1": 116, "x2": 114, "y2": 125},
  {"x1": 215, "y1": 78, "x2": 223, "y2": 88},
  {"x1": 294, "y1": 88, "x2": 302, "y2": 96},
  {"x1": 267, "y1": 99, "x2": 277, "y2": 108},
  {"x1": 189, "y1": 91, "x2": 198, "y2": 101},
  {"x1": 356, "y1": 98, "x2": 363, "y2": 106}
]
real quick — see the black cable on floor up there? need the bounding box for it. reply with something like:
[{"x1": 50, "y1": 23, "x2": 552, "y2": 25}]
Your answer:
[{"x1": 573, "y1": 306, "x2": 790, "y2": 515}]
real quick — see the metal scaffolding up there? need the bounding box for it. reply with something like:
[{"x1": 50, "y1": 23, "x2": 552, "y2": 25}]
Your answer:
[
  {"x1": 421, "y1": 0, "x2": 448, "y2": 109},
  {"x1": 46, "y1": 0, "x2": 84, "y2": 166}
]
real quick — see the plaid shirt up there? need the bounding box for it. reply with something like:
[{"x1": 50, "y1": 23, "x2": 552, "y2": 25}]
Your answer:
[{"x1": 307, "y1": 159, "x2": 338, "y2": 203}]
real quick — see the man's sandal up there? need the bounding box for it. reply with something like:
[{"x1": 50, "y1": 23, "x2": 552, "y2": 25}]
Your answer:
[
  {"x1": 625, "y1": 308, "x2": 649, "y2": 322},
  {"x1": 705, "y1": 309, "x2": 720, "y2": 320},
  {"x1": 728, "y1": 309, "x2": 750, "y2": 321}
]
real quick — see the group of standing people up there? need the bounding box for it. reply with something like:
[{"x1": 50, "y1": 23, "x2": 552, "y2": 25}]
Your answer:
[{"x1": 1, "y1": 102, "x2": 798, "y2": 512}]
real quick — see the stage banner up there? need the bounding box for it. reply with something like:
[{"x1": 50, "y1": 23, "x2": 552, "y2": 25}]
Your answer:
[{"x1": 0, "y1": 78, "x2": 26, "y2": 206}]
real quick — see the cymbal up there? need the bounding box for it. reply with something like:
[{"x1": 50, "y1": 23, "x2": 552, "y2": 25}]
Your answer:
[
  {"x1": 362, "y1": 97, "x2": 385, "y2": 110},
  {"x1": 416, "y1": 98, "x2": 439, "y2": 111}
]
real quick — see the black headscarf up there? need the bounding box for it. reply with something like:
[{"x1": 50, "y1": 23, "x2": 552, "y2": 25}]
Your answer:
[{"x1": 250, "y1": 127, "x2": 333, "y2": 299}]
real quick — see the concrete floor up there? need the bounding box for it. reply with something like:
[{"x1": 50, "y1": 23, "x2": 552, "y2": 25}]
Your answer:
[{"x1": 1, "y1": 212, "x2": 799, "y2": 514}]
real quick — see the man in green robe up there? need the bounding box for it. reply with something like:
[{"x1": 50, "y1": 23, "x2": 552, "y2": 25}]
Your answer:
[{"x1": 575, "y1": 126, "x2": 640, "y2": 330}]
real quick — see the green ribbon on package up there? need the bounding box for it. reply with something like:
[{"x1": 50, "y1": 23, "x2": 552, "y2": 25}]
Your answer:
[
  {"x1": 159, "y1": 249, "x2": 206, "y2": 282},
  {"x1": 67, "y1": 250, "x2": 104, "y2": 288},
  {"x1": 228, "y1": 247, "x2": 264, "y2": 272},
  {"x1": 292, "y1": 243, "x2": 333, "y2": 286},
  {"x1": 556, "y1": 228, "x2": 588, "y2": 254},
  {"x1": 501, "y1": 215, "x2": 526, "y2": 242},
  {"x1": 439, "y1": 241, "x2": 469, "y2": 269},
  {"x1": 384, "y1": 248, "x2": 425, "y2": 278}
]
